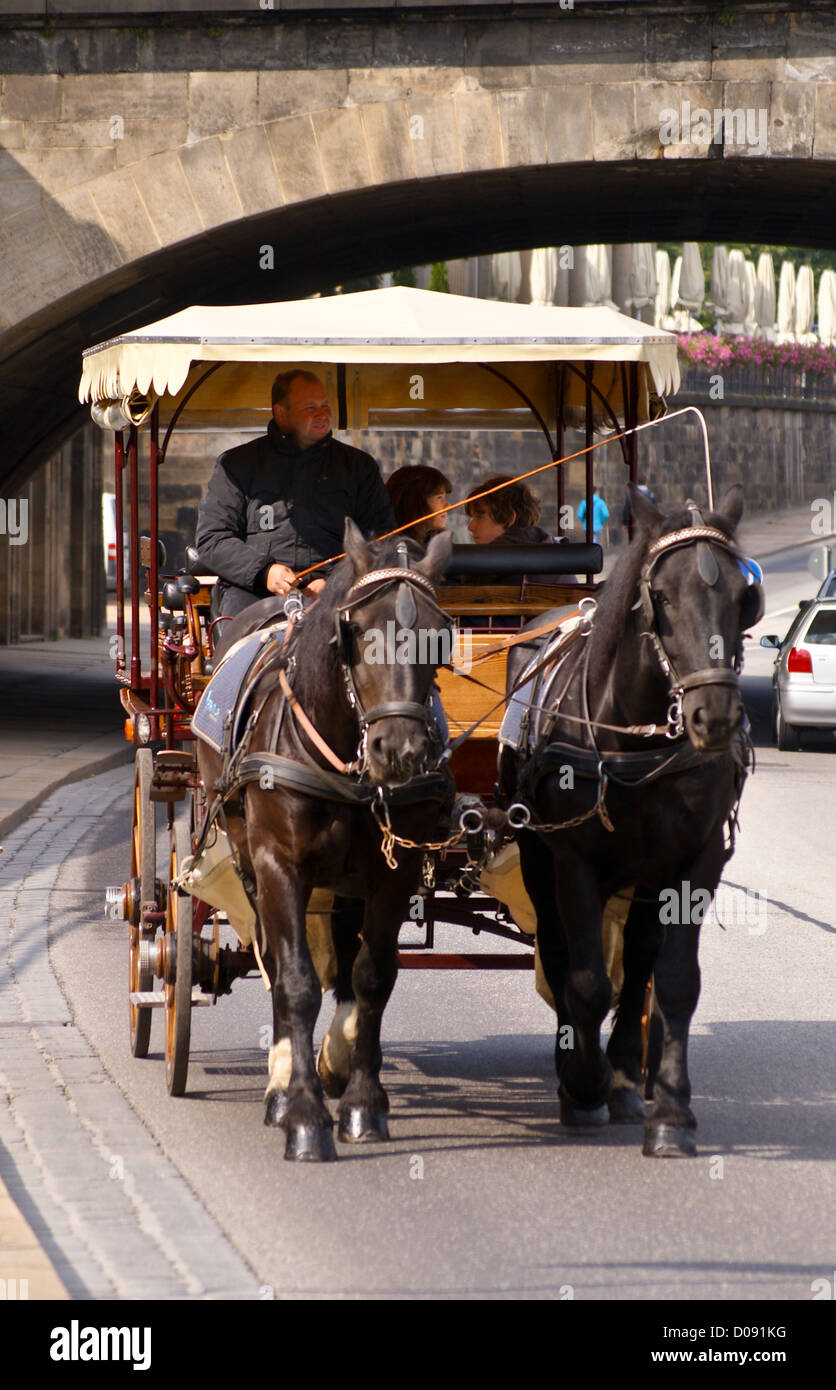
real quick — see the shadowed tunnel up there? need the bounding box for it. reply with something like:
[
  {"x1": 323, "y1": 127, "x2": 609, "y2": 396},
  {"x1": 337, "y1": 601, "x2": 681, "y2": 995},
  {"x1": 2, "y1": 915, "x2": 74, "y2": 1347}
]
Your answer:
[{"x1": 2, "y1": 154, "x2": 835, "y2": 492}]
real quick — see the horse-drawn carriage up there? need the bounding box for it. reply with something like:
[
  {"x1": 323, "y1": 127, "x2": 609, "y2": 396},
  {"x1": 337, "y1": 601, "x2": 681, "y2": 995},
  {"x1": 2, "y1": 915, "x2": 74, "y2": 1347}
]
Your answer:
[{"x1": 85, "y1": 287, "x2": 759, "y2": 1159}]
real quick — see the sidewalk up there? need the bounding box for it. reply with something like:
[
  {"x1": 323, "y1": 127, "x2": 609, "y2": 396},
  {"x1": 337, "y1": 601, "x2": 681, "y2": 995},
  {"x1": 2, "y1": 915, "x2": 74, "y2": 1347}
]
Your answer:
[
  {"x1": 0, "y1": 501, "x2": 832, "y2": 1302},
  {"x1": 0, "y1": 633, "x2": 131, "y2": 841}
]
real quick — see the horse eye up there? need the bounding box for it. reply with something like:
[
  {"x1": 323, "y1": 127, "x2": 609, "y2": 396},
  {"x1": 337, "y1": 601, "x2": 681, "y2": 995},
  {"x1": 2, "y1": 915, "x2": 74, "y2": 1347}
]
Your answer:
[{"x1": 654, "y1": 590, "x2": 670, "y2": 606}]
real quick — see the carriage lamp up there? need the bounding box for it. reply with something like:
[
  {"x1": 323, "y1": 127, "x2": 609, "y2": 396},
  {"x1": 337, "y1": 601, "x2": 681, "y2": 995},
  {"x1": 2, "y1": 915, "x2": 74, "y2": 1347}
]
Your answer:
[{"x1": 134, "y1": 712, "x2": 152, "y2": 745}]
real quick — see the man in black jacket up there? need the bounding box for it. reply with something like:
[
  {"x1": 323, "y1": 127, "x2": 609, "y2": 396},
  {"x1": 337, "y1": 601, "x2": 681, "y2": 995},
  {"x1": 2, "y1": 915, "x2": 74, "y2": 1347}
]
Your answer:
[{"x1": 196, "y1": 369, "x2": 394, "y2": 615}]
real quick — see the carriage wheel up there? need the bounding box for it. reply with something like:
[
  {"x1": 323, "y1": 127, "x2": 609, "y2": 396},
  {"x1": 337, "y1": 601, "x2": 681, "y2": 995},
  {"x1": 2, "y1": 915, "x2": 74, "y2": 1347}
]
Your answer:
[
  {"x1": 164, "y1": 819, "x2": 194, "y2": 1097},
  {"x1": 129, "y1": 749, "x2": 156, "y2": 1058}
]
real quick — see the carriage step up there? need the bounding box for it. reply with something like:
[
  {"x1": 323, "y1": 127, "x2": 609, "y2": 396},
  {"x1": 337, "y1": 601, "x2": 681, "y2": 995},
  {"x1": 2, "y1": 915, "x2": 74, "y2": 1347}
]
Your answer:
[{"x1": 130, "y1": 989, "x2": 213, "y2": 1007}]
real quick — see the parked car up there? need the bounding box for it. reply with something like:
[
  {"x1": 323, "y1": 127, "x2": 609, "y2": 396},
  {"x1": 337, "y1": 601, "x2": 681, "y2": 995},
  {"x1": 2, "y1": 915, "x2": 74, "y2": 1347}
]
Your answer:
[
  {"x1": 761, "y1": 597, "x2": 836, "y2": 750},
  {"x1": 815, "y1": 568, "x2": 836, "y2": 599}
]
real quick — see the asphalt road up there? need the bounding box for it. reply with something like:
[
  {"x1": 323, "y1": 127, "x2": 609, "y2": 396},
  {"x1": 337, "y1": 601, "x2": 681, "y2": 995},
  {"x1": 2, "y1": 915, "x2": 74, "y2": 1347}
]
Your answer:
[{"x1": 5, "y1": 543, "x2": 834, "y2": 1303}]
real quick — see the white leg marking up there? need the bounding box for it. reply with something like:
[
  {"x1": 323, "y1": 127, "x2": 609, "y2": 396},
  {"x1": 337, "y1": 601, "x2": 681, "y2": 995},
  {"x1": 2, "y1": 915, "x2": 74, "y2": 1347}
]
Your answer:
[
  {"x1": 611, "y1": 1068, "x2": 639, "y2": 1093},
  {"x1": 320, "y1": 1003, "x2": 358, "y2": 1085},
  {"x1": 265, "y1": 1038, "x2": 292, "y2": 1099}
]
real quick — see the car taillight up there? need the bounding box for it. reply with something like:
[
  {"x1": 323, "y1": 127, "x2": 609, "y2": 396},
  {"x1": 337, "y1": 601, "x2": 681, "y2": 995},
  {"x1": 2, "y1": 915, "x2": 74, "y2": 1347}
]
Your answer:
[
  {"x1": 787, "y1": 647, "x2": 813, "y2": 674},
  {"x1": 108, "y1": 544, "x2": 116, "y2": 559}
]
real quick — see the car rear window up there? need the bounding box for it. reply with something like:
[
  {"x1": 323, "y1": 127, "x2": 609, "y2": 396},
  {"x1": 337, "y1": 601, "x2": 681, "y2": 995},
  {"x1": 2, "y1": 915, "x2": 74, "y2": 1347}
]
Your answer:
[{"x1": 804, "y1": 610, "x2": 836, "y2": 644}]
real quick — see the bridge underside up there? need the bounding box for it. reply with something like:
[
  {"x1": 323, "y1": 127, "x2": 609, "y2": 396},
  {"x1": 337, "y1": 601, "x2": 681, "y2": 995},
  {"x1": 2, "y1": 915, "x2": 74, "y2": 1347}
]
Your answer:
[{"x1": 3, "y1": 156, "x2": 835, "y2": 492}]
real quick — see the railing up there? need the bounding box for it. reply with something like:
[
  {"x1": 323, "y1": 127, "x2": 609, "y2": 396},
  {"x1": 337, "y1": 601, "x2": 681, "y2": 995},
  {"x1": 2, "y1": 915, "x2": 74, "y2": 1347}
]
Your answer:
[{"x1": 676, "y1": 363, "x2": 836, "y2": 406}]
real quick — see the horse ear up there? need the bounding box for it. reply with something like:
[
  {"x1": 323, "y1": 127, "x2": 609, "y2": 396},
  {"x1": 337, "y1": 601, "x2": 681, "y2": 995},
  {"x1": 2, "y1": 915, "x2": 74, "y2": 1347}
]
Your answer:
[
  {"x1": 417, "y1": 529, "x2": 453, "y2": 585},
  {"x1": 714, "y1": 484, "x2": 744, "y2": 533},
  {"x1": 628, "y1": 483, "x2": 662, "y2": 533},
  {"x1": 343, "y1": 517, "x2": 374, "y2": 577}
]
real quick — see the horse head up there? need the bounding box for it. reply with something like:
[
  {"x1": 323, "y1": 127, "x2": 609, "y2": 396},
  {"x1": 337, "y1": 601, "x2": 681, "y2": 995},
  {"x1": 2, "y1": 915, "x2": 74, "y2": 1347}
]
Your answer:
[
  {"x1": 336, "y1": 518, "x2": 453, "y2": 785},
  {"x1": 630, "y1": 484, "x2": 763, "y2": 752}
]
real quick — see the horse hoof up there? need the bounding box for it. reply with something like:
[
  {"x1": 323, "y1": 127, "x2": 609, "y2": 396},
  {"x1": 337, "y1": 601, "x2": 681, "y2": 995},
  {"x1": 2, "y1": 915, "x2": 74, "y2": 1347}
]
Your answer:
[
  {"x1": 264, "y1": 1091, "x2": 288, "y2": 1127},
  {"x1": 643, "y1": 1122, "x2": 697, "y2": 1158},
  {"x1": 608, "y1": 1088, "x2": 646, "y2": 1125},
  {"x1": 559, "y1": 1096, "x2": 609, "y2": 1130},
  {"x1": 317, "y1": 1047, "x2": 348, "y2": 1100},
  {"x1": 284, "y1": 1123, "x2": 337, "y2": 1162},
  {"x1": 338, "y1": 1106, "x2": 390, "y2": 1143}
]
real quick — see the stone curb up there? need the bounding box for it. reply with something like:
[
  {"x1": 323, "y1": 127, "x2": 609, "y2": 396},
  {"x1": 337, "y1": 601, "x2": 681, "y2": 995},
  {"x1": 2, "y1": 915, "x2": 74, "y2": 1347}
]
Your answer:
[
  {"x1": 0, "y1": 736, "x2": 133, "y2": 842},
  {"x1": 747, "y1": 528, "x2": 836, "y2": 561}
]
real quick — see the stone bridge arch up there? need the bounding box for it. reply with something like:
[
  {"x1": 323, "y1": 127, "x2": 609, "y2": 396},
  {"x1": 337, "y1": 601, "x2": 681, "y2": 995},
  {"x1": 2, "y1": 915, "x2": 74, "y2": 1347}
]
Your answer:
[{"x1": 1, "y1": 2, "x2": 835, "y2": 486}]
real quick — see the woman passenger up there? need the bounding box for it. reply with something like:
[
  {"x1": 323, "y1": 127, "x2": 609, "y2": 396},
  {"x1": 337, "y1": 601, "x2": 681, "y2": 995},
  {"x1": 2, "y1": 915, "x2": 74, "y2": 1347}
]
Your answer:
[{"x1": 386, "y1": 465, "x2": 452, "y2": 546}]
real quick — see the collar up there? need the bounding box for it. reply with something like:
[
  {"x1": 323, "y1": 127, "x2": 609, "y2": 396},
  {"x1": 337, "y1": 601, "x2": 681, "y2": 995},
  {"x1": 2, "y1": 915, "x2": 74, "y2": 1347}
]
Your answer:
[{"x1": 267, "y1": 419, "x2": 333, "y2": 458}]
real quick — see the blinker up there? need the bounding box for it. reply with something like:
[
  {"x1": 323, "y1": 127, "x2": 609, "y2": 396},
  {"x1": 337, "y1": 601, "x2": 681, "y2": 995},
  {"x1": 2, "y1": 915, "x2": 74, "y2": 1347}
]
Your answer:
[
  {"x1": 396, "y1": 581, "x2": 418, "y2": 629},
  {"x1": 697, "y1": 543, "x2": 719, "y2": 587}
]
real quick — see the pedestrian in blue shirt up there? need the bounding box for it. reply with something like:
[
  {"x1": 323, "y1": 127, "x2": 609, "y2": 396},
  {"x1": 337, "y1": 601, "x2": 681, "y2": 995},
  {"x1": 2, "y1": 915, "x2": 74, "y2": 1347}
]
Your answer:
[{"x1": 577, "y1": 489, "x2": 610, "y2": 546}]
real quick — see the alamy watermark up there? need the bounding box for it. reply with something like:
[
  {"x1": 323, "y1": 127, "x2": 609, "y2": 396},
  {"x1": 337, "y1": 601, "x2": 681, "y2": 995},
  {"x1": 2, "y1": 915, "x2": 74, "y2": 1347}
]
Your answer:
[
  {"x1": 659, "y1": 881, "x2": 768, "y2": 935},
  {"x1": 659, "y1": 102, "x2": 768, "y2": 155},
  {"x1": 0, "y1": 498, "x2": 28, "y2": 546},
  {"x1": 360, "y1": 621, "x2": 465, "y2": 670}
]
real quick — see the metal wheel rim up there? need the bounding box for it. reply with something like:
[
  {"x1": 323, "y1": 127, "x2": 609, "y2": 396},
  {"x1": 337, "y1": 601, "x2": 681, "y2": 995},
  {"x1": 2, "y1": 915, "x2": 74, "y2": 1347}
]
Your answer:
[
  {"x1": 129, "y1": 749, "x2": 155, "y2": 1057},
  {"x1": 164, "y1": 819, "x2": 193, "y2": 1096}
]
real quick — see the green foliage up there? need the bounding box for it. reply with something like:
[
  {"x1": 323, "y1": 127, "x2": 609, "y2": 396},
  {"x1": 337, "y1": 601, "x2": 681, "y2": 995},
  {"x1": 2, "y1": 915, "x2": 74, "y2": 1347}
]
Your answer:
[
  {"x1": 392, "y1": 266, "x2": 417, "y2": 287},
  {"x1": 429, "y1": 262, "x2": 450, "y2": 293},
  {"x1": 339, "y1": 274, "x2": 382, "y2": 293}
]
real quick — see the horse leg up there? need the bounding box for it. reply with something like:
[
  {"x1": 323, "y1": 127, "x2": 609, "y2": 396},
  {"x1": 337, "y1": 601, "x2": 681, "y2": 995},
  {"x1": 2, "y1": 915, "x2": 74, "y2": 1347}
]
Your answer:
[
  {"x1": 606, "y1": 894, "x2": 662, "y2": 1124},
  {"x1": 337, "y1": 868, "x2": 416, "y2": 1143},
  {"x1": 317, "y1": 897, "x2": 363, "y2": 1099},
  {"x1": 255, "y1": 856, "x2": 336, "y2": 1162},
  {"x1": 552, "y1": 862, "x2": 613, "y2": 1127},
  {"x1": 518, "y1": 833, "x2": 611, "y2": 1127},
  {"x1": 643, "y1": 839, "x2": 724, "y2": 1158}
]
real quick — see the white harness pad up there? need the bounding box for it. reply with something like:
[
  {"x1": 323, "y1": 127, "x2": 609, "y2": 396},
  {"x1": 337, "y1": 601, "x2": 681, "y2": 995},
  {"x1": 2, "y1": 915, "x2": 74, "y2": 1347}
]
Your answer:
[{"x1": 498, "y1": 607, "x2": 581, "y2": 752}]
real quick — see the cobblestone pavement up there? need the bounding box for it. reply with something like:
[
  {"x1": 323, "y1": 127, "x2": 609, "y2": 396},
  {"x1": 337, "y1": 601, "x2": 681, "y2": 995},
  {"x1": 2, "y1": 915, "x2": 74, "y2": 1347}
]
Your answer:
[{"x1": 0, "y1": 767, "x2": 261, "y2": 1300}]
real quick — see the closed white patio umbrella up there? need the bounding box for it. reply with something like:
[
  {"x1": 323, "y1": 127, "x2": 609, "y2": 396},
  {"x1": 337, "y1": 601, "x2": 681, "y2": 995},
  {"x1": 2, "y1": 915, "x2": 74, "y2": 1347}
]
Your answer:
[
  {"x1": 672, "y1": 241, "x2": 705, "y2": 331},
  {"x1": 777, "y1": 261, "x2": 796, "y2": 342},
  {"x1": 492, "y1": 251, "x2": 523, "y2": 303},
  {"x1": 817, "y1": 268, "x2": 836, "y2": 346},
  {"x1": 725, "y1": 250, "x2": 749, "y2": 336},
  {"x1": 744, "y1": 261, "x2": 758, "y2": 334},
  {"x1": 753, "y1": 252, "x2": 776, "y2": 340},
  {"x1": 795, "y1": 265, "x2": 816, "y2": 344},
  {"x1": 708, "y1": 245, "x2": 729, "y2": 330},
  {"x1": 583, "y1": 244, "x2": 618, "y2": 309},
  {"x1": 629, "y1": 243, "x2": 657, "y2": 315},
  {"x1": 529, "y1": 247, "x2": 559, "y2": 307},
  {"x1": 654, "y1": 249, "x2": 673, "y2": 329}
]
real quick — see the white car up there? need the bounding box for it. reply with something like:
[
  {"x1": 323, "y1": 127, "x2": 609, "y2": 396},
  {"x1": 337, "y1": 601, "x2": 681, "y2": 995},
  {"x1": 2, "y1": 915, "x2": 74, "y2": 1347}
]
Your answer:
[{"x1": 761, "y1": 597, "x2": 836, "y2": 749}]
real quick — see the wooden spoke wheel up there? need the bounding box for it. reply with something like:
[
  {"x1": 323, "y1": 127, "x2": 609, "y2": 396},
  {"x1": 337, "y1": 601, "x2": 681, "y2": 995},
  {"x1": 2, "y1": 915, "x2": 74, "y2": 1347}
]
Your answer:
[
  {"x1": 129, "y1": 748, "x2": 156, "y2": 1058},
  {"x1": 164, "y1": 819, "x2": 194, "y2": 1097}
]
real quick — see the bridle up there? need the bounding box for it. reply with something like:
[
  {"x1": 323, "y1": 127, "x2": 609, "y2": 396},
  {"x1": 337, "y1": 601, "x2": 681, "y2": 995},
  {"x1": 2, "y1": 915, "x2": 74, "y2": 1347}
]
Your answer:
[
  {"x1": 636, "y1": 519, "x2": 746, "y2": 740},
  {"x1": 280, "y1": 561, "x2": 453, "y2": 779}
]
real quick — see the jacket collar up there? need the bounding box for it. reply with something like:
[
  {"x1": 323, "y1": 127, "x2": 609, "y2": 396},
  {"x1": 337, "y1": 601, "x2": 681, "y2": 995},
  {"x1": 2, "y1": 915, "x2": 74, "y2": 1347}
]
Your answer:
[{"x1": 267, "y1": 418, "x2": 333, "y2": 458}]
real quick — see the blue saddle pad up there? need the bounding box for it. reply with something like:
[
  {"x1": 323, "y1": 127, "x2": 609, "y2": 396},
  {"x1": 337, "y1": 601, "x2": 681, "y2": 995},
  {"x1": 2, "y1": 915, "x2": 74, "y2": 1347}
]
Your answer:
[{"x1": 192, "y1": 626, "x2": 285, "y2": 754}]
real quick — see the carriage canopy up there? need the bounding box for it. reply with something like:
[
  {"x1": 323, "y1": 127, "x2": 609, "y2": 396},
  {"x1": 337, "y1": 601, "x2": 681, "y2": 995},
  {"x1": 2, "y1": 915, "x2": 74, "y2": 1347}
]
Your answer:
[{"x1": 79, "y1": 286, "x2": 680, "y2": 435}]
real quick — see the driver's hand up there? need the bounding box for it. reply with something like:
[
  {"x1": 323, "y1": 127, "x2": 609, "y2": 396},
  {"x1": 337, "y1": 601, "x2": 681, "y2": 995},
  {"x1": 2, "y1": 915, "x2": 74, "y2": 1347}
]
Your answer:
[
  {"x1": 265, "y1": 563, "x2": 298, "y2": 595},
  {"x1": 305, "y1": 577, "x2": 326, "y2": 596}
]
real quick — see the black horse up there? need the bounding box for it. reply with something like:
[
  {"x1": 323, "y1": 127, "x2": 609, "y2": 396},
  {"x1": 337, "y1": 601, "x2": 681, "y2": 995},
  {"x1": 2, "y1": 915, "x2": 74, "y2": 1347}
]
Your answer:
[
  {"x1": 500, "y1": 485, "x2": 763, "y2": 1157},
  {"x1": 198, "y1": 521, "x2": 454, "y2": 1161}
]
